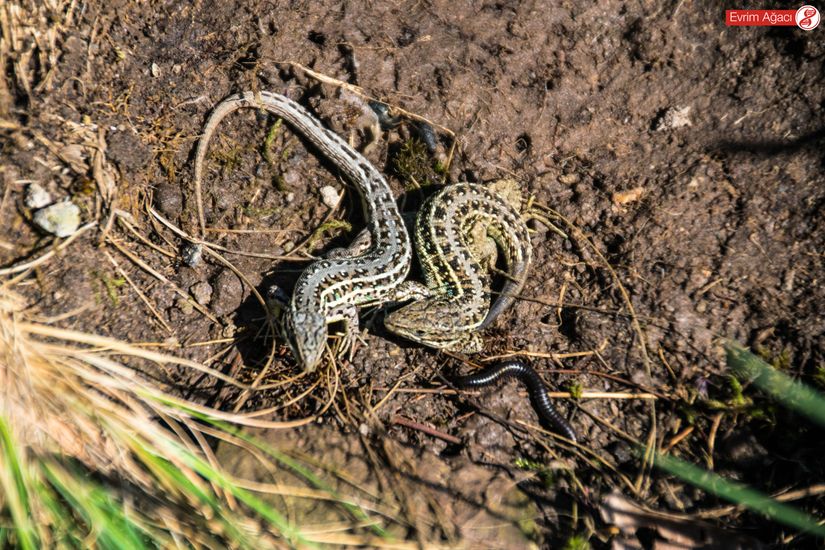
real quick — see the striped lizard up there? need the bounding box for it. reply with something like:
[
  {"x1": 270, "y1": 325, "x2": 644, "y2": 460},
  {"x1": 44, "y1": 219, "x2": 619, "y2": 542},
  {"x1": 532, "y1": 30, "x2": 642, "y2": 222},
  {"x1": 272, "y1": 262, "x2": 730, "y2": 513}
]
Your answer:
[
  {"x1": 195, "y1": 91, "x2": 419, "y2": 372},
  {"x1": 384, "y1": 179, "x2": 532, "y2": 352}
]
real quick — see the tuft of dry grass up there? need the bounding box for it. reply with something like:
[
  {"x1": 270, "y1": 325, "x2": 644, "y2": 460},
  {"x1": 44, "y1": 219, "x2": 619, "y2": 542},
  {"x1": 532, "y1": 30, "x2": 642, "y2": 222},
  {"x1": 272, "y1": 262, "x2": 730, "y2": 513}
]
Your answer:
[{"x1": 0, "y1": 281, "x2": 408, "y2": 547}]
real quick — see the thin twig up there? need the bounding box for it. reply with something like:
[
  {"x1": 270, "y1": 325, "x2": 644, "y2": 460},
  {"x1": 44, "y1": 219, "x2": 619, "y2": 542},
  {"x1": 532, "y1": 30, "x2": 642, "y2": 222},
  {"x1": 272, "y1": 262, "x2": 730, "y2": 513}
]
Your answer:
[
  {"x1": 104, "y1": 250, "x2": 173, "y2": 334},
  {"x1": 537, "y1": 205, "x2": 652, "y2": 375},
  {"x1": 483, "y1": 347, "x2": 604, "y2": 361},
  {"x1": 150, "y1": 207, "x2": 300, "y2": 261},
  {"x1": 696, "y1": 483, "x2": 825, "y2": 519},
  {"x1": 515, "y1": 418, "x2": 640, "y2": 497},
  {"x1": 276, "y1": 61, "x2": 455, "y2": 139},
  {"x1": 634, "y1": 400, "x2": 657, "y2": 496},
  {"x1": 706, "y1": 412, "x2": 724, "y2": 470},
  {"x1": 662, "y1": 425, "x2": 694, "y2": 452},
  {"x1": 116, "y1": 212, "x2": 176, "y2": 258},
  {"x1": 106, "y1": 238, "x2": 220, "y2": 325},
  {"x1": 391, "y1": 416, "x2": 462, "y2": 446},
  {"x1": 0, "y1": 222, "x2": 97, "y2": 276}
]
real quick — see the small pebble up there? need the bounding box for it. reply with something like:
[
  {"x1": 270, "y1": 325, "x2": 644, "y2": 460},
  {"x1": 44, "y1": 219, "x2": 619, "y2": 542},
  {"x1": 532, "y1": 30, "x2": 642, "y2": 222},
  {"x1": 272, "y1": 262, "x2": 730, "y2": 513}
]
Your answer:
[
  {"x1": 25, "y1": 183, "x2": 52, "y2": 209},
  {"x1": 151, "y1": 62, "x2": 161, "y2": 77},
  {"x1": 181, "y1": 244, "x2": 202, "y2": 267},
  {"x1": 320, "y1": 185, "x2": 341, "y2": 208},
  {"x1": 211, "y1": 269, "x2": 244, "y2": 316},
  {"x1": 175, "y1": 296, "x2": 194, "y2": 315},
  {"x1": 190, "y1": 281, "x2": 213, "y2": 305},
  {"x1": 154, "y1": 183, "x2": 183, "y2": 219},
  {"x1": 654, "y1": 106, "x2": 692, "y2": 131},
  {"x1": 558, "y1": 173, "x2": 580, "y2": 185},
  {"x1": 33, "y1": 201, "x2": 81, "y2": 237},
  {"x1": 283, "y1": 170, "x2": 301, "y2": 189}
]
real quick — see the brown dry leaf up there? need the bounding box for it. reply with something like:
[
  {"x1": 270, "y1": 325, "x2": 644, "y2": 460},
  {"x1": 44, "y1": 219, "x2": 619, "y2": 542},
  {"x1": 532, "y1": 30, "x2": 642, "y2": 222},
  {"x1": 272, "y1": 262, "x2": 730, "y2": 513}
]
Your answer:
[
  {"x1": 600, "y1": 492, "x2": 763, "y2": 550},
  {"x1": 36, "y1": 117, "x2": 120, "y2": 209},
  {"x1": 59, "y1": 143, "x2": 89, "y2": 173},
  {"x1": 0, "y1": 287, "x2": 138, "y2": 478},
  {"x1": 91, "y1": 127, "x2": 118, "y2": 205}
]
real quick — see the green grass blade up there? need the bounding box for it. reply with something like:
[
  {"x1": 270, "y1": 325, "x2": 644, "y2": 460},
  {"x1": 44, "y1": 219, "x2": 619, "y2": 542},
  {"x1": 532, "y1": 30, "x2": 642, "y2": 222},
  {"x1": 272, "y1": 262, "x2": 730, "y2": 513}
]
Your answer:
[
  {"x1": 118, "y1": 417, "x2": 309, "y2": 548},
  {"x1": 0, "y1": 416, "x2": 40, "y2": 550},
  {"x1": 726, "y1": 341, "x2": 825, "y2": 427},
  {"x1": 33, "y1": 476, "x2": 84, "y2": 548},
  {"x1": 153, "y1": 436, "x2": 315, "y2": 549},
  {"x1": 119, "y1": 427, "x2": 263, "y2": 548},
  {"x1": 215, "y1": 419, "x2": 391, "y2": 539},
  {"x1": 654, "y1": 452, "x2": 825, "y2": 537},
  {"x1": 144, "y1": 391, "x2": 390, "y2": 539},
  {"x1": 43, "y1": 463, "x2": 150, "y2": 550}
]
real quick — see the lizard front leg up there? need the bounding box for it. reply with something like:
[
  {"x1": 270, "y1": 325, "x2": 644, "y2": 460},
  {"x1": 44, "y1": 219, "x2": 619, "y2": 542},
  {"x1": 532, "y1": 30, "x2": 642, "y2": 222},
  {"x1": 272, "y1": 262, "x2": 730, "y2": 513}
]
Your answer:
[
  {"x1": 328, "y1": 302, "x2": 362, "y2": 362},
  {"x1": 385, "y1": 280, "x2": 433, "y2": 303}
]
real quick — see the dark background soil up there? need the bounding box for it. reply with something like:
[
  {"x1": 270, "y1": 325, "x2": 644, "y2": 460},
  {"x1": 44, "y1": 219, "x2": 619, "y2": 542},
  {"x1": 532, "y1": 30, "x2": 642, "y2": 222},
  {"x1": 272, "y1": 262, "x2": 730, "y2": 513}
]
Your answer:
[{"x1": 2, "y1": 0, "x2": 823, "y2": 547}]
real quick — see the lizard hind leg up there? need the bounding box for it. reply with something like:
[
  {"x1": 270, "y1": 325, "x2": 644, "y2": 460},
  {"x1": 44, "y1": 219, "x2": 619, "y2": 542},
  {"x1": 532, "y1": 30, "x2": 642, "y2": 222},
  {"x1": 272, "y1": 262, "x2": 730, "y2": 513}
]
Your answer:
[
  {"x1": 325, "y1": 228, "x2": 373, "y2": 260},
  {"x1": 265, "y1": 285, "x2": 291, "y2": 323},
  {"x1": 387, "y1": 280, "x2": 433, "y2": 303},
  {"x1": 443, "y1": 332, "x2": 484, "y2": 355},
  {"x1": 488, "y1": 178, "x2": 524, "y2": 210}
]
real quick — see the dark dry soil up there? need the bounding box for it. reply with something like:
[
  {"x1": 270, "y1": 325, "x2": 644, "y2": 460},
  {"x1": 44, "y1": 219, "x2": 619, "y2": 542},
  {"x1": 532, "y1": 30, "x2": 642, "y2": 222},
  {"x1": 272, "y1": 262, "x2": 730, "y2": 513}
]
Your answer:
[{"x1": 2, "y1": 0, "x2": 824, "y2": 547}]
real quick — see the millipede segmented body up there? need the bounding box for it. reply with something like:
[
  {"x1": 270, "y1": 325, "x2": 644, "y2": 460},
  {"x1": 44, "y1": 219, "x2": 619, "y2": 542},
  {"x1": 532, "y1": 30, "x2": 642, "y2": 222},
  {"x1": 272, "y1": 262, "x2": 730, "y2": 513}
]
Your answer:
[{"x1": 454, "y1": 359, "x2": 577, "y2": 442}]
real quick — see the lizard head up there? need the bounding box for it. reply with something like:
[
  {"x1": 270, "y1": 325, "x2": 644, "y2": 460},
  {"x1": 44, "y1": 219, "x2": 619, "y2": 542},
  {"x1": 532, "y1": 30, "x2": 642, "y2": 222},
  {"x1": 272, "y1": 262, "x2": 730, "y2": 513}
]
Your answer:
[{"x1": 285, "y1": 309, "x2": 327, "y2": 373}]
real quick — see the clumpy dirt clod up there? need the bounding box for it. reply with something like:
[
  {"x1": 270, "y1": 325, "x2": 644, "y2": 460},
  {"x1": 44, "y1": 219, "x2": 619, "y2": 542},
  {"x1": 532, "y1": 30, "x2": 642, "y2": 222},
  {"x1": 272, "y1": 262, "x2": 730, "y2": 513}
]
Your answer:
[{"x1": 1, "y1": 1, "x2": 823, "y2": 547}]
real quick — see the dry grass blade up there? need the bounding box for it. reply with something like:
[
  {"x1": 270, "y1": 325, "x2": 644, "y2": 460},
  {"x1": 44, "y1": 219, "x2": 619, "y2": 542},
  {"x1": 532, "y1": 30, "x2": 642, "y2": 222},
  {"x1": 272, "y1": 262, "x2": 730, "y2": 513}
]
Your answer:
[
  {"x1": 106, "y1": 237, "x2": 221, "y2": 325},
  {"x1": 381, "y1": 386, "x2": 657, "y2": 399},
  {"x1": 147, "y1": 209, "x2": 294, "y2": 411},
  {"x1": 0, "y1": 282, "x2": 407, "y2": 546},
  {"x1": 150, "y1": 207, "x2": 297, "y2": 262},
  {"x1": 0, "y1": 222, "x2": 97, "y2": 276},
  {"x1": 1, "y1": 284, "x2": 316, "y2": 468},
  {"x1": 104, "y1": 250, "x2": 173, "y2": 334}
]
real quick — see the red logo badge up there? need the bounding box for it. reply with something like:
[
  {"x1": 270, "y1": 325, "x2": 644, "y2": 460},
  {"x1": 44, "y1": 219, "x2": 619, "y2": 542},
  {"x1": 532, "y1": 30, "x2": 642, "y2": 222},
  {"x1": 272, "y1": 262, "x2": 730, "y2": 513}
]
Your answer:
[{"x1": 796, "y1": 5, "x2": 820, "y2": 30}]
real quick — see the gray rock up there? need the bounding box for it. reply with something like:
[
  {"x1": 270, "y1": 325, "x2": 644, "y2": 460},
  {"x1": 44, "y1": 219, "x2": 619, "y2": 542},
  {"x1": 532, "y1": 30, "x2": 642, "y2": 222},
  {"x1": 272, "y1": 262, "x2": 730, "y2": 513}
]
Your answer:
[
  {"x1": 211, "y1": 269, "x2": 244, "y2": 316},
  {"x1": 33, "y1": 201, "x2": 81, "y2": 237},
  {"x1": 25, "y1": 183, "x2": 52, "y2": 209},
  {"x1": 154, "y1": 183, "x2": 183, "y2": 219},
  {"x1": 181, "y1": 243, "x2": 202, "y2": 267},
  {"x1": 190, "y1": 281, "x2": 213, "y2": 305},
  {"x1": 320, "y1": 185, "x2": 341, "y2": 208}
]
